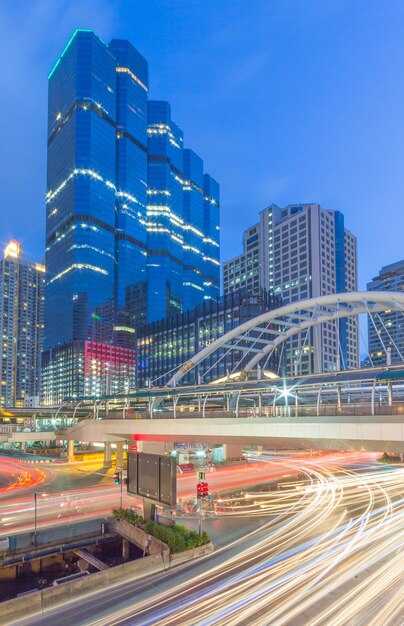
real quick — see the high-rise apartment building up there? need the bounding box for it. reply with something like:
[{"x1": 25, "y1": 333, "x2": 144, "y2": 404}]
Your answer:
[
  {"x1": 42, "y1": 29, "x2": 219, "y2": 403},
  {"x1": 223, "y1": 203, "x2": 358, "y2": 374},
  {"x1": 367, "y1": 260, "x2": 404, "y2": 366},
  {"x1": 223, "y1": 225, "x2": 261, "y2": 296},
  {"x1": 0, "y1": 241, "x2": 45, "y2": 407}
]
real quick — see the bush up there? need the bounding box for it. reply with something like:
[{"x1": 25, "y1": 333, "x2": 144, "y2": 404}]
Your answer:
[
  {"x1": 112, "y1": 508, "x2": 210, "y2": 553},
  {"x1": 380, "y1": 452, "x2": 401, "y2": 464},
  {"x1": 112, "y1": 507, "x2": 143, "y2": 525},
  {"x1": 143, "y1": 520, "x2": 210, "y2": 553}
]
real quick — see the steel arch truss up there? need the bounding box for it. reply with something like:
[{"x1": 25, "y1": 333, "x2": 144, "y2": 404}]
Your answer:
[{"x1": 166, "y1": 291, "x2": 404, "y2": 387}]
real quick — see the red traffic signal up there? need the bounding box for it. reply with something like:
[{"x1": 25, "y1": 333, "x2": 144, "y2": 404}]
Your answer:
[
  {"x1": 114, "y1": 471, "x2": 121, "y2": 485},
  {"x1": 197, "y1": 481, "x2": 209, "y2": 498}
]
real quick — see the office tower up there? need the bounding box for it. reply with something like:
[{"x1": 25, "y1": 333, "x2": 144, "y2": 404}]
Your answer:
[
  {"x1": 42, "y1": 30, "x2": 219, "y2": 403},
  {"x1": 0, "y1": 241, "x2": 45, "y2": 407},
  {"x1": 223, "y1": 203, "x2": 358, "y2": 374},
  {"x1": 222, "y1": 223, "x2": 261, "y2": 296},
  {"x1": 367, "y1": 260, "x2": 404, "y2": 366},
  {"x1": 147, "y1": 103, "x2": 220, "y2": 323},
  {"x1": 137, "y1": 288, "x2": 280, "y2": 386}
]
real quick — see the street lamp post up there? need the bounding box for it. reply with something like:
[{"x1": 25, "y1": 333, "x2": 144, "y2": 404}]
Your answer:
[{"x1": 34, "y1": 492, "x2": 38, "y2": 546}]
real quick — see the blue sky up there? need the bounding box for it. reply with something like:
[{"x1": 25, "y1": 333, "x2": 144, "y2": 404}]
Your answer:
[{"x1": 1, "y1": 0, "x2": 403, "y2": 292}]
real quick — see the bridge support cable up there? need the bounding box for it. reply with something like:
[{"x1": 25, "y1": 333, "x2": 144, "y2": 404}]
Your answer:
[
  {"x1": 335, "y1": 301, "x2": 347, "y2": 371},
  {"x1": 164, "y1": 292, "x2": 404, "y2": 388},
  {"x1": 365, "y1": 302, "x2": 390, "y2": 361},
  {"x1": 197, "y1": 333, "x2": 247, "y2": 384},
  {"x1": 355, "y1": 315, "x2": 374, "y2": 368},
  {"x1": 72, "y1": 400, "x2": 84, "y2": 421},
  {"x1": 374, "y1": 312, "x2": 404, "y2": 363},
  {"x1": 293, "y1": 306, "x2": 317, "y2": 376}
]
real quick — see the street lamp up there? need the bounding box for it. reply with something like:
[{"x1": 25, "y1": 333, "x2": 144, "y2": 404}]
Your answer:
[{"x1": 34, "y1": 492, "x2": 38, "y2": 546}]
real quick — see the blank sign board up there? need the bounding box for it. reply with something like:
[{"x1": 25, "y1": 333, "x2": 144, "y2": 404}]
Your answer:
[{"x1": 127, "y1": 452, "x2": 177, "y2": 507}]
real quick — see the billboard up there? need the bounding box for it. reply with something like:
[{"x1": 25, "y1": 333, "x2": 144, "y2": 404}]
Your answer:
[{"x1": 127, "y1": 452, "x2": 177, "y2": 507}]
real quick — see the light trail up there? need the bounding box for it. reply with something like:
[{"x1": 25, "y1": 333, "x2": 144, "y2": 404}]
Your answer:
[
  {"x1": 84, "y1": 455, "x2": 403, "y2": 626},
  {"x1": 0, "y1": 456, "x2": 54, "y2": 496}
]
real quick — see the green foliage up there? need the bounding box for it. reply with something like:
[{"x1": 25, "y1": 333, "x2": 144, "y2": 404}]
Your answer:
[
  {"x1": 381, "y1": 451, "x2": 401, "y2": 464},
  {"x1": 112, "y1": 507, "x2": 143, "y2": 525},
  {"x1": 112, "y1": 508, "x2": 210, "y2": 553},
  {"x1": 143, "y1": 520, "x2": 210, "y2": 553}
]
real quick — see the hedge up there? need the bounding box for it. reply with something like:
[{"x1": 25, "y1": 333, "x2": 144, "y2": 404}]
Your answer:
[{"x1": 112, "y1": 508, "x2": 210, "y2": 553}]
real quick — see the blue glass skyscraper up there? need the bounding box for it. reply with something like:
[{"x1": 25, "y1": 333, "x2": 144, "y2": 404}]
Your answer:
[
  {"x1": 42, "y1": 29, "x2": 219, "y2": 402},
  {"x1": 147, "y1": 103, "x2": 220, "y2": 322}
]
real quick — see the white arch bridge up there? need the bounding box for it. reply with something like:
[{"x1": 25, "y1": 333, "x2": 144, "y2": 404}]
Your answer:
[
  {"x1": 165, "y1": 291, "x2": 404, "y2": 387},
  {"x1": 13, "y1": 292, "x2": 404, "y2": 453}
]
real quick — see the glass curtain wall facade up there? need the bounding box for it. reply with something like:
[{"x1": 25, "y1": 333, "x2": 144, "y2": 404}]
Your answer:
[
  {"x1": 147, "y1": 104, "x2": 220, "y2": 323},
  {"x1": 43, "y1": 30, "x2": 219, "y2": 403},
  {"x1": 137, "y1": 288, "x2": 281, "y2": 386},
  {"x1": 0, "y1": 242, "x2": 45, "y2": 407},
  {"x1": 367, "y1": 260, "x2": 404, "y2": 366}
]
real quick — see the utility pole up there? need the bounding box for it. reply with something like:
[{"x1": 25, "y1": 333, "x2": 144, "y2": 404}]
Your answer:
[
  {"x1": 114, "y1": 470, "x2": 123, "y2": 508},
  {"x1": 34, "y1": 492, "x2": 38, "y2": 546},
  {"x1": 196, "y1": 472, "x2": 208, "y2": 536}
]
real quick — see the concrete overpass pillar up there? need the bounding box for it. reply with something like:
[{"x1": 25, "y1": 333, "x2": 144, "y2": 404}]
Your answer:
[
  {"x1": 103, "y1": 442, "x2": 112, "y2": 469},
  {"x1": 67, "y1": 440, "x2": 75, "y2": 463},
  {"x1": 122, "y1": 538, "x2": 130, "y2": 561},
  {"x1": 115, "y1": 441, "x2": 124, "y2": 469},
  {"x1": 387, "y1": 382, "x2": 393, "y2": 407}
]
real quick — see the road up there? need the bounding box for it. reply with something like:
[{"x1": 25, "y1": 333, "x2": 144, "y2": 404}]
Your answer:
[
  {"x1": 0, "y1": 452, "x2": 314, "y2": 536},
  {"x1": 0, "y1": 451, "x2": 368, "y2": 537},
  {"x1": 10, "y1": 453, "x2": 404, "y2": 626}
]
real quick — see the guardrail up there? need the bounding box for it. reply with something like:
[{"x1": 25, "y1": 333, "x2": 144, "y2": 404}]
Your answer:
[{"x1": 92, "y1": 402, "x2": 404, "y2": 420}]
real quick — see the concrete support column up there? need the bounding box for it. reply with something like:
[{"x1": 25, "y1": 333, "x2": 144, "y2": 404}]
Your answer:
[
  {"x1": 222, "y1": 443, "x2": 244, "y2": 462},
  {"x1": 387, "y1": 382, "x2": 393, "y2": 407},
  {"x1": 103, "y1": 442, "x2": 112, "y2": 469},
  {"x1": 122, "y1": 538, "x2": 130, "y2": 561},
  {"x1": 115, "y1": 441, "x2": 124, "y2": 469},
  {"x1": 67, "y1": 440, "x2": 75, "y2": 463},
  {"x1": 143, "y1": 499, "x2": 157, "y2": 522}
]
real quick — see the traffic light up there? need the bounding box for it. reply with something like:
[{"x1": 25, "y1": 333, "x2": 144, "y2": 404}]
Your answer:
[
  {"x1": 114, "y1": 471, "x2": 121, "y2": 485},
  {"x1": 197, "y1": 483, "x2": 203, "y2": 498},
  {"x1": 202, "y1": 481, "x2": 209, "y2": 498}
]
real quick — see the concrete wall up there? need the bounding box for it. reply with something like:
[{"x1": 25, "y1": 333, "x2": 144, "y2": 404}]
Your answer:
[
  {"x1": 7, "y1": 519, "x2": 109, "y2": 555},
  {"x1": 2, "y1": 591, "x2": 43, "y2": 625},
  {"x1": 2, "y1": 520, "x2": 214, "y2": 624},
  {"x1": 114, "y1": 520, "x2": 170, "y2": 569},
  {"x1": 2, "y1": 553, "x2": 164, "y2": 625},
  {"x1": 170, "y1": 542, "x2": 214, "y2": 566}
]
